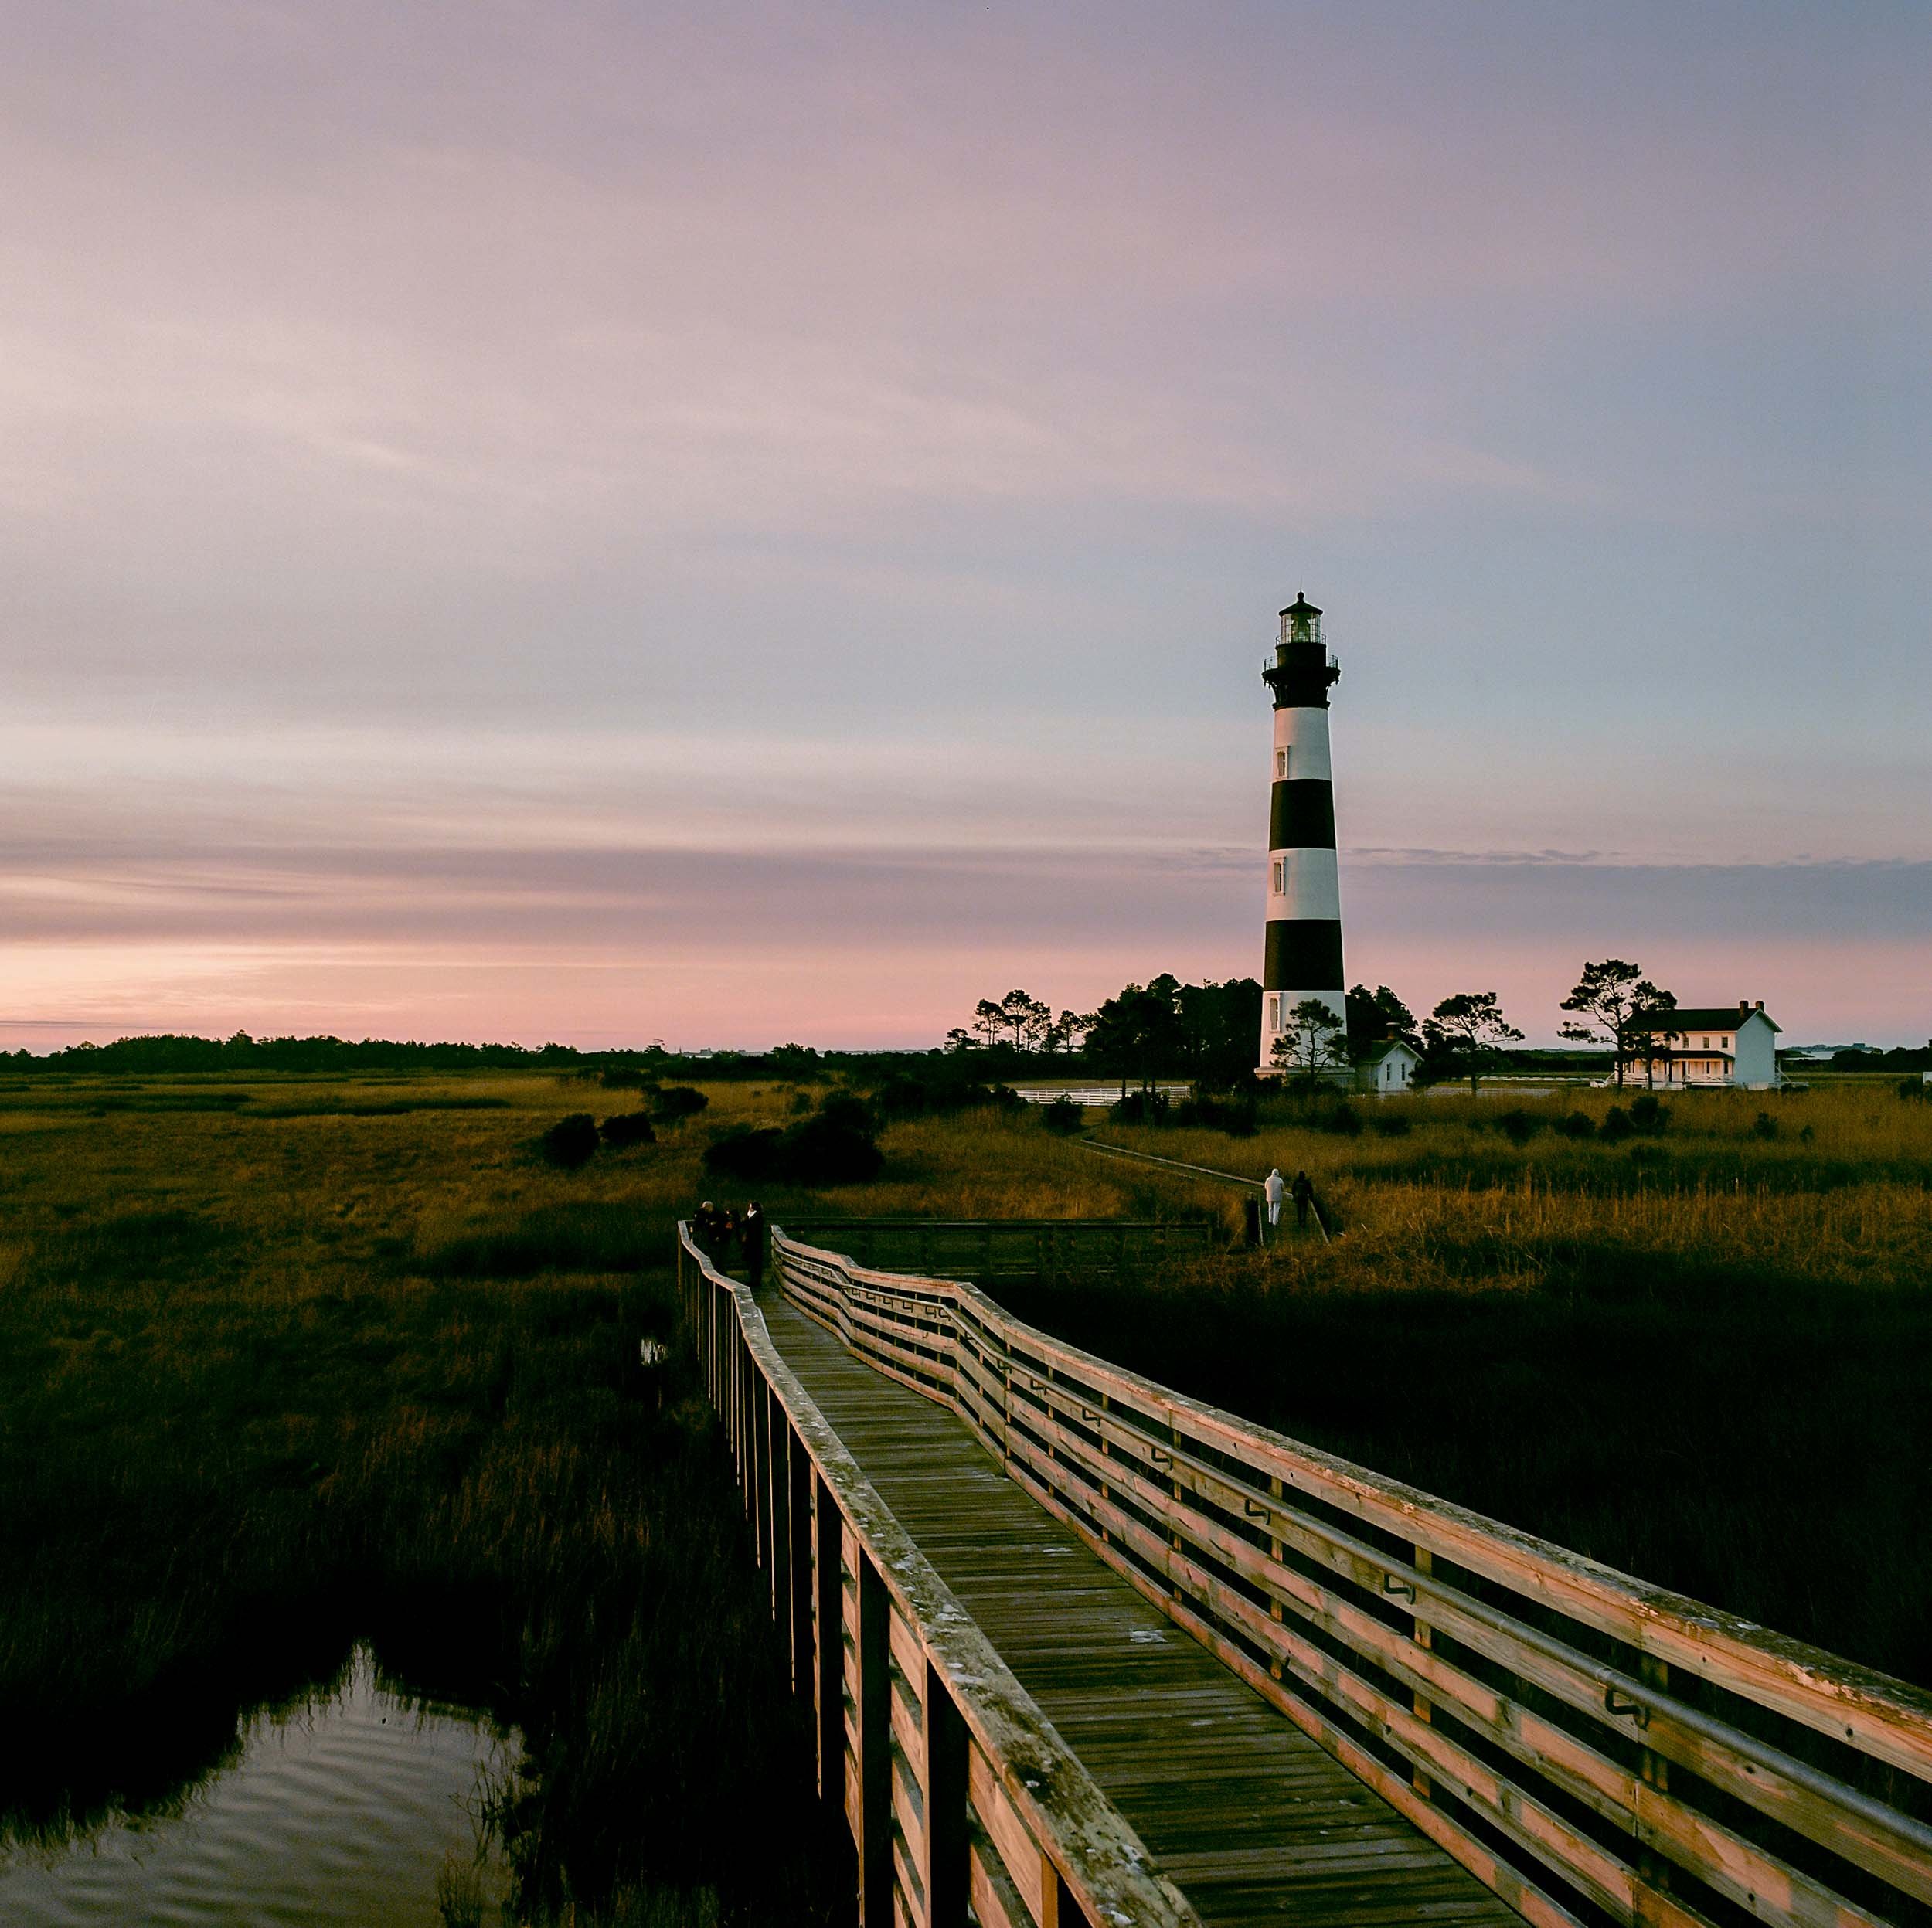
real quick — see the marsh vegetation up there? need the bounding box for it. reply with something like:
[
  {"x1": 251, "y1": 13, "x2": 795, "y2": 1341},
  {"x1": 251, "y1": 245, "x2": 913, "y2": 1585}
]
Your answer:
[{"x1": 3, "y1": 1063, "x2": 1927, "y2": 1925}]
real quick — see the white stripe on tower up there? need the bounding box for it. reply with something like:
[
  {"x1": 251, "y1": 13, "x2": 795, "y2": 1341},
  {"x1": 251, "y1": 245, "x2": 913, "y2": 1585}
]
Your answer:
[{"x1": 1258, "y1": 594, "x2": 1345, "y2": 1073}]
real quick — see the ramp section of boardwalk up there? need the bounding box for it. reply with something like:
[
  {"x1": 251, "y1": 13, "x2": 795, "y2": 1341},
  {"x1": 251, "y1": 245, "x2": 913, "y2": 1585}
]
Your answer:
[
  {"x1": 773, "y1": 1229, "x2": 1932, "y2": 1928},
  {"x1": 676, "y1": 1227, "x2": 1198, "y2": 1928},
  {"x1": 757, "y1": 1280, "x2": 1515, "y2": 1927}
]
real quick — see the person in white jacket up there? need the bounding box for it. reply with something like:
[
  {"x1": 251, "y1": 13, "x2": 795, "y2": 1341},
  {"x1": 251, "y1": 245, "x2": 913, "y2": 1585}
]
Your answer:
[{"x1": 1264, "y1": 1168, "x2": 1285, "y2": 1227}]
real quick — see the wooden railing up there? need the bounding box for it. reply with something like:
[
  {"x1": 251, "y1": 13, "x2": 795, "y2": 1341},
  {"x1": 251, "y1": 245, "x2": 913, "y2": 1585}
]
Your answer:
[
  {"x1": 777, "y1": 1216, "x2": 1219, "y2": 1281},
  {"x1": 776, "y1": 1228, "x2": 1932, "y2": 1928},
  {"x1": 675, "y1": 1224, "x2": 1199, "y2": 1928}
]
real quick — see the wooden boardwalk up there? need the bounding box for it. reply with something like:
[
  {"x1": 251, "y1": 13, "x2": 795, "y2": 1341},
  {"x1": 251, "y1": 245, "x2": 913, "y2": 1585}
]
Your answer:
[{"x1": 757, "y1": 1287, "x2": 1519, "y2": 1926}]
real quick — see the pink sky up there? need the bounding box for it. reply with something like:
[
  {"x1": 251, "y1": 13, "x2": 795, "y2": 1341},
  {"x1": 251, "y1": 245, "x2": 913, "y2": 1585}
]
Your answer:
[{"x1": 2, "y1": 4, "x2": 1927, "y2": 1049}]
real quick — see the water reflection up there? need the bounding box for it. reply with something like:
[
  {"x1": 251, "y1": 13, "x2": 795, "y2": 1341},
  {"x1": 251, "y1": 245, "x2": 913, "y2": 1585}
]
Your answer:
[{"x1": 0, "y1": 1646, "x2": 518, "y2": 1926}]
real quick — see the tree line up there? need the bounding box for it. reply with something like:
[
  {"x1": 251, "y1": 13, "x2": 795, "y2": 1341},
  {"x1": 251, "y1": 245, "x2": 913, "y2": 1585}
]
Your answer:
[{"x1": 949, "y1": 958, "x2": 1729, "y2": 1093}]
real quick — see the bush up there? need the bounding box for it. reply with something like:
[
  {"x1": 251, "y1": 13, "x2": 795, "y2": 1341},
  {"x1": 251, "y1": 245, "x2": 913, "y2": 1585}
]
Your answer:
[
  {"x1": 1321, "y1": 1103, "x2": 1362, "y2": 1137},
  {"x1": 1899, "y1": 1078, "x2": 1928, "y2": 1102},
  {"x1": 1369, "y1": 1112, "x2": 1411, "y2": 1137},
  {"x1": 1497, "y1": 1109, "x2": 1542, "y2": 1145},
  {"x1": 869, "y1": 1073, "x2": 1024, "y2": 1120},
  {"x1": 1628, "y1": 1093, "x2": 1670, "y2": 1134},
  {"x1": 597, "y1": 1067, "x2": 651, "y2": 1090},
  {"x1": 1041, "y1": 1097, "x2": 1083, "y2": 1135},
  {"x1": 780, "y1": 1114, "x2": 884, "y2": 1185},
  {"x1": 815, "y1": 1092, "x2": 874, "y2": 1134},
  {"x1": 598, "y1": 1110, "x2": 657, "y2": 1149},
  {"x1": 702, "y1": 1126, "x2": 784, "y2": 1180},
  {"x1": 1750, "y1": 1110, "x2": 1781, "y2": 1141},
  {"x1": 1111, "y1": 1090, "x2": 1170, "y2": 1124},
  {"x1": 652, "y1": 1086, "x2": 709, "y2": 1122},
  {"x1": 538, "y1": 1114, "x2": 600, "y2": 1169},
  {"x1": 1598, "y1": 1105, "x2": 1634, "y2": 1143},
  {"x1": 1556, "y1": 1111, "x2": 1595, "y2": 1140},
  {"x1": 1173, "y1": 1095, "x2": 1257, "y2": 1136}
]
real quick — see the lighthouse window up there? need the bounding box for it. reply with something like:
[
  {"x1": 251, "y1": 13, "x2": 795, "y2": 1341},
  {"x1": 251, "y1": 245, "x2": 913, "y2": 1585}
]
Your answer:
[
  {"x1": 1271, "y1": 859, "x2": 1284, "y2": 895},
  {"x1": 1267, "y1": 995, "x2": 1281, "y2": 1031},
  {"x1": 1275, "y1": 749, "x2": 1289, "y2": 779}
]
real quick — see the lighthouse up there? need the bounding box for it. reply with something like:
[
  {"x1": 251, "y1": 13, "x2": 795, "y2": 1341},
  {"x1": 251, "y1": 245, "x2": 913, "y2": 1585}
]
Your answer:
[{"x1": 1258, "y1": 593, "x2": 1345, "y2": 1073}]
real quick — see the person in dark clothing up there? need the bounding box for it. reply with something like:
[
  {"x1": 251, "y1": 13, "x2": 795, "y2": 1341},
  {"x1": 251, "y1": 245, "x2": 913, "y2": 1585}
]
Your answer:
[
  {"x1": 741, "y1": 1201, "x2": 767, "y2": 1290},
  {"x1": 693, "y1": 1199, "x2": 722, "y2": 1260},
  {"x1": 1291, "y1": 1170, "x2": 1315, "y2": 1229}
]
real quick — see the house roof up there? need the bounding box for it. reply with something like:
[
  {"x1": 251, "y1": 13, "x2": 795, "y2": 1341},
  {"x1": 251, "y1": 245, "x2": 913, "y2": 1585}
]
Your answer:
[
  {"x1": 1357, "y1": 1039, "x2": 1420, "y2": 1063},
  {"x1": 1630, "y1": 1006, "x2": 1782, "y2": 1035}
]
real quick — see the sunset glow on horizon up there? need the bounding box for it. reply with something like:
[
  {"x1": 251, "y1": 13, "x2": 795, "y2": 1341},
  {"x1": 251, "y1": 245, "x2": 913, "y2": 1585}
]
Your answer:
[{"x1": 4, "y1": 2, "x2": 1927, "y2": 1048}]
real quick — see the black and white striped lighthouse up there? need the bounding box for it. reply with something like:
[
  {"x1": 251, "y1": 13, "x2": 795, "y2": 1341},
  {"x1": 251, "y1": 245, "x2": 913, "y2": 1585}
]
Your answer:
[{"x1": 1258, "y1": 593, "x2": 1345, "y2": 1071}]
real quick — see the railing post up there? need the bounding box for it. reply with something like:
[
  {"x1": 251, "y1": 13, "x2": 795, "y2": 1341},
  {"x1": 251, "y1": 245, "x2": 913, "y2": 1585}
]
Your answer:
[
  {"x1": 1635, "y1": 1654, "x2": 1671, "y2": 1922},
  {"x1": 813, "y1": 1475, "x2": 842, "y2": 1813},
  {"x1": 789, "y1": 1430, "x2": 814, "y2": 1699},
  {"x1": 767, "y1": 1388, "x2": 790, "y2": 1620},
  {"x1": 1412, "y1": 1545, "x2": 1433, "y2": 1800},
  {"x1": 923, "y1": 1662, "x2": 969, "y2": 1928},
  {"x1": 856, "y1": 1555, "x2": 893, "y2": 1926}
]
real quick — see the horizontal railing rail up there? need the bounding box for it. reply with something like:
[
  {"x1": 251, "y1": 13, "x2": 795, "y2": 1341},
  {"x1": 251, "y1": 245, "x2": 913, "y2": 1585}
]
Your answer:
[
  {"x1": 775, "y1": 1227, "x2": 1932, "y2": 1928},
  {"x1": 676, "y1": 1222, "x2": 1199, "y2": 1928},
  {"x1": 777, "y1": 1216, "x2": 1220, "y2": 1280}
]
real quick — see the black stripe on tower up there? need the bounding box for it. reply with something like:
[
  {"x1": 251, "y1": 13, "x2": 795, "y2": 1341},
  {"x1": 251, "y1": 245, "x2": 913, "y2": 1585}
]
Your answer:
[
  {"x1": 1264, "y1": 920, "x2": 1344, "y2": 991},
  {"x1": 1268, "y1": 779, "x2": 1336, "y2": 852}
]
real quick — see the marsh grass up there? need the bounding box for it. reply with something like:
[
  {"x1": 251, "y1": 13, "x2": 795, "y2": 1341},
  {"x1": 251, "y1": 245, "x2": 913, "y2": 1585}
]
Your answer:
[
  {"x1": 7, "y1": 1064, "x2": 1928, "y2": 1923},
  {"x1": 0, "y1": 1069, "x2": 849, "y2": 1924}
]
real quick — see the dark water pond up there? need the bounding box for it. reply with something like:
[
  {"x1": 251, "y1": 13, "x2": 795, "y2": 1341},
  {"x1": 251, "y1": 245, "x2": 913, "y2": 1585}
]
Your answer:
[{"x1": 0, "y1": 1647, "x2": 519, "y2": 1926}]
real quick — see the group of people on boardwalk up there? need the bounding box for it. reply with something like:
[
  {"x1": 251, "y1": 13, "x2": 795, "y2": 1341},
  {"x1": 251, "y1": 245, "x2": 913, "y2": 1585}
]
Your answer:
[
  {"x1": 1263, "y1": 1166, "x2": 1316, "y2": 1231},
  {"x1": 692, "y1": 1199, "x2": 767, "y2": 1287}
]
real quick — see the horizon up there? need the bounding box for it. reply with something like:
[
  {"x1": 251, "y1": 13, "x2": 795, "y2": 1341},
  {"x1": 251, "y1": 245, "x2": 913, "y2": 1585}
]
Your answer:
[{"x1": 5, "y1": 4, "x2": 1927, "y2": 1049}]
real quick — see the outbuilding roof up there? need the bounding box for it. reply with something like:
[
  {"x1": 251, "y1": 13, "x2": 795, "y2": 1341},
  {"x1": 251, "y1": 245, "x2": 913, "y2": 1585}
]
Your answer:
[
  {"x1": 1630, "y1": 1006, "x2": 1782, "y2": 1035},
  {"x1": 1355, "y1": 1039, "x2": 1420, "y2": 1063}
]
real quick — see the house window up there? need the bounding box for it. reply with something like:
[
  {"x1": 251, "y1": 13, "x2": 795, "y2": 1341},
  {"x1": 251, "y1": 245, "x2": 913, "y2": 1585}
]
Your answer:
[
  {"x1": 1275, "y1": 749, "x2": 1289, "y2": 779},
  {"x1": 1271, "y1": 859, "x2": 1284, "y2": 894}
]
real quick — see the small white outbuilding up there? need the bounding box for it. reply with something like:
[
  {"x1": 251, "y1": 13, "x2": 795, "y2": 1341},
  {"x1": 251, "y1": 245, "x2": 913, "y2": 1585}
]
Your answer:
[{"x1": 1352, "y1": 1039, "x2": 1421, "y2": 1095}]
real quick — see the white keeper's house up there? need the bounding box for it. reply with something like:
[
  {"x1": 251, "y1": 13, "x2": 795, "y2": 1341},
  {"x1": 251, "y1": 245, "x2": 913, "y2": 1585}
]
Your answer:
[
  {"x1": 1628, "y1": 1001, "x2": 1781, "y2": 1089},
  {"x1": 1353, "y1": 1039, "x2": 1421, "y2": 1095}
]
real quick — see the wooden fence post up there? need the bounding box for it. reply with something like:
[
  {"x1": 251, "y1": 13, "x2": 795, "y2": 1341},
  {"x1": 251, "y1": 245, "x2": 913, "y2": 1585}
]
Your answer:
[
  {"x1": 813, "y1": 1476, "x2": 842, "y2": 1813},
  {"x1": 767, "y1": 1387, "x2": 789, "y2": 1617},
  {"x1": 788, "y1": 1430, "x2": 814, "y2": 1700},
  {"x1": 923, "y1": 1662, "x2": 969, "y2": 1928},
  {"x1": 857, "y1": 1556, "x2": 893, "y2": 1926}
]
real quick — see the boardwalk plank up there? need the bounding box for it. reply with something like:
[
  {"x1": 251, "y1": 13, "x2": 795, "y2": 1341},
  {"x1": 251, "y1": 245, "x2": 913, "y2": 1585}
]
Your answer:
[{"x1": 758, "y1": 1290, "x2": 1522, "y2": 1928}]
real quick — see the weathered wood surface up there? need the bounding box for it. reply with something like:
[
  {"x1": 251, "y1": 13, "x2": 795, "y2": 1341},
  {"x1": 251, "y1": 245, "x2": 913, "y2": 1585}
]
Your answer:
[
  {"x1": 774, "y1": 1229, "x2": 1932, "y2": 1928},
  {"x1": 759, "y1": 1280, "x2": 1522, "y2": 1927},
  {"x1": 779, "y1": 1217, "x2": 1219, "y2": 1282},
  {"x1": 676, "y1": 1224, "x2": 1199, "y2": 1928}
]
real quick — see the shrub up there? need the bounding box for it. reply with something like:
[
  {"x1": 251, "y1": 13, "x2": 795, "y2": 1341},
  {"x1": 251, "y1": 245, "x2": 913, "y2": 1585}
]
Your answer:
[
  {"x1": 1369, "y1": 1112, "x2": 1411, "y2": 1137},
  {"x1": 1556, "y1": 1111, "x2": 1595, "y2": 1140},
  {"x1": 1321, "y1": 1103, "x2": 1362, "y2": 1137},
  {"x1": 1628, "y1": 1093, "x2": 1670, "y2": 1134},
  {"x1": 815, "y1": 1092, "x2": 874, "y2": 1134},
  {"x1": 1898, "y1": 1078, "x2": 1928, "y2": 1102},
  {"x1": 1111, "y1": 1090, "x2": 1170, "y2": 1124},
  {"x1": 1497, "y1": 1109, "x2": 1541, "y2": 1145},
  {"x1": 702, "y1": 1126, "x2": 784, "y2": 1180},
  {"x1": 598, "y1": 1110, "x2": 657, "y2": 1149},
  {"x1": 538, "y1": 1114, "x2": 600, "y2": 1169},
  {"x1": 1598, "y1": 1105, "x2": 1634, "y2": 1143},
  {"x1": 780, "y1": 1115, "x2": 883, "y2": 1185},
  {"x1": 1042, "y1": 1097, "x2": 1083, "y2": 1135},
  {"x1": 597, "y1": 1067, "x2": 651, "y2": 1090},
  {"x1": 1750, "y1": 1110, "x2": 1781, "y2": 1141},
  {"x1": 652, "y1": 1086, "x2": 709, "y2": 1122}
]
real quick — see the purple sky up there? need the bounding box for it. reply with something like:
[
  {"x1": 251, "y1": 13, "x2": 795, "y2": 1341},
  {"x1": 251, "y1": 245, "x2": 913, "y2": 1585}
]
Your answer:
[{"x1": 3, "y1": 2, "x2": 1928, "y2": 1048}]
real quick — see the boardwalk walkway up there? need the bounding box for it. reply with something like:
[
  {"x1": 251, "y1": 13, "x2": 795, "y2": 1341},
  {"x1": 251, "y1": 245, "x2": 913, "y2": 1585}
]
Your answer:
[{"x1": 757, "y1": 1285, "x2": 1518, "y2": 1926}]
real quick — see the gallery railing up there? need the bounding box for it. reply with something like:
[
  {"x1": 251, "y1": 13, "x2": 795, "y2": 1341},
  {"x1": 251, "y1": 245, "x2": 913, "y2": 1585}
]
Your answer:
[
  {"x1": 675, "y1": 1223, "x2": 1198, "y2": 1928},
  {"x1": 776, "y1": 1227, "x2": 1932, "y2": 1928}
]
